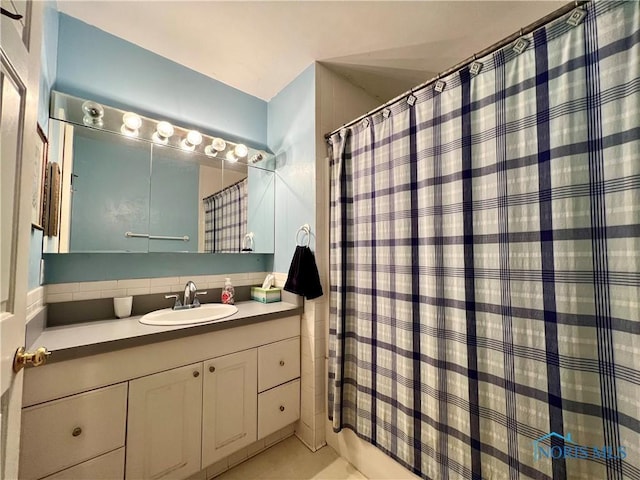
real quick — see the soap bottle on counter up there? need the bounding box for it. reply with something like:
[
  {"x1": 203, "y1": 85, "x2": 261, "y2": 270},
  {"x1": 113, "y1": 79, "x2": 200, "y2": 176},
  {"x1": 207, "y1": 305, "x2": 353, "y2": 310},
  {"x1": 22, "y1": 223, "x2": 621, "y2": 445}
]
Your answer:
[{"x1": 221, "y1": 277, "x2": 235, "y2": 305}]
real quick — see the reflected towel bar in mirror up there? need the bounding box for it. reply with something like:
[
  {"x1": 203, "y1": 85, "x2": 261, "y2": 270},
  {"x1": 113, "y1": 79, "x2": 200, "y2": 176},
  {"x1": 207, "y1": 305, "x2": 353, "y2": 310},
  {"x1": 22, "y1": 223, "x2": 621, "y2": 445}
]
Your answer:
[{"x1": 125, "y1": 232, "x2": 190, "y2": 242}]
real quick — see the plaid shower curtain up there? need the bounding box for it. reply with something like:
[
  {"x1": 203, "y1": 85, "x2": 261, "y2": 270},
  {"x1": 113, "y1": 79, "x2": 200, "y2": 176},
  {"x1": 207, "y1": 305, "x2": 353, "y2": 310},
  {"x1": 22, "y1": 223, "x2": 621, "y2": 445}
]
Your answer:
[
  {"x1": 203, "y1": 178, "x2": 247, "y2": 253},
  {"x1": 328, "y1": 2, "x2": 639, "y2": 479}
]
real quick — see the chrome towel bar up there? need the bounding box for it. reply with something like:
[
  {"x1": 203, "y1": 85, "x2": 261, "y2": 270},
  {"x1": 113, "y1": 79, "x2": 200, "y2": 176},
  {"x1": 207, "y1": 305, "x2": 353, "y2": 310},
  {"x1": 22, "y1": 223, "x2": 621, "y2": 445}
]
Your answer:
[{"x1": 125, "y1": 232, "x2": 190, "y2": 241}]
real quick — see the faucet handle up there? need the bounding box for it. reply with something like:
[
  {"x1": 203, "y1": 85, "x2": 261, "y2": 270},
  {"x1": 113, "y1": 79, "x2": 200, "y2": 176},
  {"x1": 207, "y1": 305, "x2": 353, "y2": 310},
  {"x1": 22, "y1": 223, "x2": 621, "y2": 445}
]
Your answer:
[
  {"x1": 192, "y1": 290, "x2": 208, "y2": 307},
  {"x1": 165, "y1": 294, "x2": 182, "y2": 309}
]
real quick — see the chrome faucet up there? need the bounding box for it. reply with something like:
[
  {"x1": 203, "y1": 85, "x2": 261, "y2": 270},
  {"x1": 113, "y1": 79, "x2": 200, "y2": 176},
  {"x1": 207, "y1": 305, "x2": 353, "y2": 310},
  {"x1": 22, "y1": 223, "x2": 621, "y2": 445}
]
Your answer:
[
  {"x1": 183, "y1": 281, "x2": 197, "y2": 307},
  {"x1": 165, "y1": 281, "x2": 207, "y2": 310}
]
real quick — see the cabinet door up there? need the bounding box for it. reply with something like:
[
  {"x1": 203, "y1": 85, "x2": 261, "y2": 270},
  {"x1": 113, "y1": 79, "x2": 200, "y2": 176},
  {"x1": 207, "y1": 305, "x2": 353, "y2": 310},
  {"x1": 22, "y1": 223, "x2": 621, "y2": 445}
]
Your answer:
[
  {"x1": 202, "y1": 349, "x2": 257, "y2": 467},
  {"x1": 126, "y1": 363, "x2": 203, "y2": 480}
]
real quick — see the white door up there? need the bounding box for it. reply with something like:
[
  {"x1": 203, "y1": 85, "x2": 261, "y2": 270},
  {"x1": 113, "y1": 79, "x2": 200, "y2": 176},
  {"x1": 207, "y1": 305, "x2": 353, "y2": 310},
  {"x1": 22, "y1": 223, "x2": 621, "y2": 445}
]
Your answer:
[
  {"x1": 126, "y1": 363, "x2": 203, "y2": 480},
  {"x1": 0, "y1": 2, "x2": 43, "y2": 479},
  {"x1": 202, "y1": 349, "x2": 257, "y2": 467}
]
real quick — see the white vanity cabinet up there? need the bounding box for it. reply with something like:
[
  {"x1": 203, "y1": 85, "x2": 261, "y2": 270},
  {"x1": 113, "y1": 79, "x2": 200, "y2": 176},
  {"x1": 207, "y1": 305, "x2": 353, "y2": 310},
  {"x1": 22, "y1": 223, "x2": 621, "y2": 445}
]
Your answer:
[
  {"x1": 126, "y1": 363, "x2": 204, "y2": 480},
  {"x1": 202, "y1": 349, "x2": 258, "y2": 466},
  {"x1": 256, "y1": 337, "x2": 301, "y2": 439},
  {"x1": 19, "y1": 384, "x2": 127, "y2": 480},
  {"x1": 20, "y1": 314, "x2": 301, "y2": 480}
]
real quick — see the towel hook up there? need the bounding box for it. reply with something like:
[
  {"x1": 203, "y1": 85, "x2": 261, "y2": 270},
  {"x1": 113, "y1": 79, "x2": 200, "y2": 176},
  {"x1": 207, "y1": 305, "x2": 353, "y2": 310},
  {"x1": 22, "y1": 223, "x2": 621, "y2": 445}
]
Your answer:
[
  {"x1": 295, "y1": 224, "x2": 311, "y2": 247},
  {"x1": 242, "y1": 232, "x2": 254, "y2": 252}
]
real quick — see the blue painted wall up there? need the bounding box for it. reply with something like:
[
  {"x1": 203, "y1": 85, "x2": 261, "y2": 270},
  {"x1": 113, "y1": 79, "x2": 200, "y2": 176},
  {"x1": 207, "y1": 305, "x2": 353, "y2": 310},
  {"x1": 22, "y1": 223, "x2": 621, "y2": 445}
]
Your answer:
[
  {"x1": 268, "y1": 64, "x2": 316, "y2": 273},
  {"x1": 38, "y1": 0, "x2": 58, "y2": 131},
  {"x1": 29, "y1": 1, "x2": 59, "y2": 291},
  {"x1": 40, "y1": 12, "x2": 277, "y2": 283},
  {"x1": 55, "y1": 13, "x2": 268, "y2": 148},
  {"x1": 44, "y1": 253, "x2": 272, "y2": 283}
]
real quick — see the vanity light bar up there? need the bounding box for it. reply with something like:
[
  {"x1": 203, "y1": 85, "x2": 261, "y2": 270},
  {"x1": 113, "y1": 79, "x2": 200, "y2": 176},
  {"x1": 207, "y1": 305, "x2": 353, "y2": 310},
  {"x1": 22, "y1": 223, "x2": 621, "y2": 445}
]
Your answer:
[{"x1": 52, "y1": 91, "x2": 272, "y2": 166}]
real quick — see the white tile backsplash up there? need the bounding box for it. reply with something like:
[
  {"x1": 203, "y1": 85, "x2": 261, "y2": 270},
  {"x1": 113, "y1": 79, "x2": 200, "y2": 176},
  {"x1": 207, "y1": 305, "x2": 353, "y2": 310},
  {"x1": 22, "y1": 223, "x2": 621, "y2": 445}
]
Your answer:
[
  {"x1": 26, "y1": 287, "x2": 46, "y2": 319},
  {"x1": 46, "y1": 293, "x2": 73, "y2": 303},
  {"x1": 127, "y1": 287, "x2": 151, "y2": 296},
  {"x1": 27, "y1": 286, "x2": 45, "y2": 308},
  {"x1": 44, "y1": 272, "x2": 270, "y2": 303},
  {"x1": 72, "y1": 291, "x2": 101, "y2": 301},
  {"x1": 77, "y1": 280, "x2": 118, "y2": 292},
  {"x1": 149, "y1": 285, "x2": 172, "y2": 295},
  {"x1": 100, "y1": 289, "x2": 127, "y2": 299},
  {"x1": 179, "y1": 275, "x2": 211, "y2": 285},
  {"x1": 46, "y1": 283, "x2": 78, "y2": 294},
  {"x1": 117, "y1": 278, "x2": 151, "y2": 289},
  {"x1": 150, "y1": 277, "x2": 180, "y2": 286}
]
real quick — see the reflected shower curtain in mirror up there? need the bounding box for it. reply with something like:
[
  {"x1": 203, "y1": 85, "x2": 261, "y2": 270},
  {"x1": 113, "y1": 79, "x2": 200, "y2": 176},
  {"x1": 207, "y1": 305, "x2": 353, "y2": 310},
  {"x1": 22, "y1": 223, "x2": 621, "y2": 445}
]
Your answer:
[
  {"x1": 204, "y1": 178, "x2": 247, "y2": 253},
  {"x1": 328, "y1": 2, "x2": 639, "y2": 479}
]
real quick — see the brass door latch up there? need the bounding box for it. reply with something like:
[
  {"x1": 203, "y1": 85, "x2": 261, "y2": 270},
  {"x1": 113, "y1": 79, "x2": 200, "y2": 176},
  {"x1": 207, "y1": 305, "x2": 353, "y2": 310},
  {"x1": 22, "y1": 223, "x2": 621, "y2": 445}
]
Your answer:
[{"x1": 13, "y1": 347, "x2": 51, "y2": 372}]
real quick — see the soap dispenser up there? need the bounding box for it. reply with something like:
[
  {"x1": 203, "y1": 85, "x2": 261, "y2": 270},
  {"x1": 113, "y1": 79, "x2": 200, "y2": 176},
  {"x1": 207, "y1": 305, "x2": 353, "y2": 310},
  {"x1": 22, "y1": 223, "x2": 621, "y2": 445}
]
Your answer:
[{"x1": 221, "y1": 277, "x2": 235, "y2": 305}]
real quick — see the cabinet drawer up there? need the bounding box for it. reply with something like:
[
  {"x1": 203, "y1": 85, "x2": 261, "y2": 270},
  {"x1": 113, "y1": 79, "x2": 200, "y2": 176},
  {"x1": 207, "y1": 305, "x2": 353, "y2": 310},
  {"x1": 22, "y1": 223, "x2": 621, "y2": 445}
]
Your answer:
[
  {"x1": 257, "y1": 379, "x2": 300, "y2": 439},
  {"x1": 258, "y1": 337, "x2": 300, "y2": 392},
  {"x1": 41, "y1": 448, "x2": 124, "y2": 480},
  {"x1": 20, "y1": 383, "x2": 127, "y2": 480}
]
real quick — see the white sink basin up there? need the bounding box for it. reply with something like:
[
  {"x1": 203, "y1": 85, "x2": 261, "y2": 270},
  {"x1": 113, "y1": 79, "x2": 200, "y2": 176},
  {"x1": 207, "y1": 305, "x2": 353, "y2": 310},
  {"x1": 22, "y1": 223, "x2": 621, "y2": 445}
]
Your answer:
[{"x1": 139, "y1": 304, "x2": 238, "y2": 326}]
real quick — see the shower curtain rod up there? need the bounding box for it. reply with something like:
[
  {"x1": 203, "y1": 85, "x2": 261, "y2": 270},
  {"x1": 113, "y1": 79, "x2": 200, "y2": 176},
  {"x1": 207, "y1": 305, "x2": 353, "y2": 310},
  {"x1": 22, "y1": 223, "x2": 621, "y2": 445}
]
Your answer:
[{"x1": 325, "y1": 0, "x2": 588, "y2": 140}]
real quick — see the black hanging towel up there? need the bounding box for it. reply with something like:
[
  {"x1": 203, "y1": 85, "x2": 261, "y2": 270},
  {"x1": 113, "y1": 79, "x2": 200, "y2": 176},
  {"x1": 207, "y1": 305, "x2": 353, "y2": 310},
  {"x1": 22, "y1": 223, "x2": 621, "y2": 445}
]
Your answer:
[{"x1": 284, "y1": 246, "x2": 323, "y2": 300}]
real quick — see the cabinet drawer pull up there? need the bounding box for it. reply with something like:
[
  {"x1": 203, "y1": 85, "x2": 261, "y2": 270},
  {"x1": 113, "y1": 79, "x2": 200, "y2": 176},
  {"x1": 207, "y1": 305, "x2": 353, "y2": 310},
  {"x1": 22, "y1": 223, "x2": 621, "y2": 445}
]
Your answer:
[
  {"x1": 72, "y1": 427, "x2": 82, "y2": 437},
  {"x1": 209, "y1": 366, "x2": 215, "y2": 373},
  {"x1": 279, "y1": 405, "x2": 285, "y2": 412},
  {"x1": 193, "y1": 371, "x2": 200, "y2": 378},
  {"x1": 279, "y1": 360, "x2": 285, "y2": 366}
]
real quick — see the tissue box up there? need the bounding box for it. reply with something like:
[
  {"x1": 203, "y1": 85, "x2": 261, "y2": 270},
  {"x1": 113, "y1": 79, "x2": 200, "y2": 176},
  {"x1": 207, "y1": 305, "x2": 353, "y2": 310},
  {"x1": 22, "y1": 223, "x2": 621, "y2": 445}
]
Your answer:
[{"x1": 251, "y1": 287, "x2": 281, "y2": 303}]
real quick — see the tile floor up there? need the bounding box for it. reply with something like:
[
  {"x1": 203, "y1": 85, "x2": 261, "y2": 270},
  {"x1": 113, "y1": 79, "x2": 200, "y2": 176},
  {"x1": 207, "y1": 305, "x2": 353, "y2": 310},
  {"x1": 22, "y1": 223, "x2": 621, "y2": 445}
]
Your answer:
[{"x1": 215, "y1": 436, "x2": 366, "y2": 480}]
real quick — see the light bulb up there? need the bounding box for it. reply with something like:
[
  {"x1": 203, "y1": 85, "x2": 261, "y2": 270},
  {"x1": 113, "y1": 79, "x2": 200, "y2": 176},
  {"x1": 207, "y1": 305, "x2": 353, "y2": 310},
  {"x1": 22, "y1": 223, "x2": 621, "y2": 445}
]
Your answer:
[
  {"x1": 121, "y1": 112, "x2": 142, "y2": 137},
  {"x1": 82, "y1": 101, "x2": 104, "y2": 127},
  {"x1": 226, "y1": 150, "x2": 238, "y2": 163},
  {"x1": 122, "y1": 112, "x2": 142, "y2": 130},
  {"x1": 187, "y1": 130, "x2": 202, "y2": 146},
  {"x1": 234, "y1": 144, "x2": 248, "y2": 159},
  {"x1": 181, "y1": 130, "x2": 203, "y2": 151},
  {"x1": 153, "y1": 121, "x2": 174, "y2": 144},
  {"x1": 204, "y1": 138, "x2": 227, "y2": 157},
  {"x1": 212, "y1": 138, "x2": 226, "y2": 151}
]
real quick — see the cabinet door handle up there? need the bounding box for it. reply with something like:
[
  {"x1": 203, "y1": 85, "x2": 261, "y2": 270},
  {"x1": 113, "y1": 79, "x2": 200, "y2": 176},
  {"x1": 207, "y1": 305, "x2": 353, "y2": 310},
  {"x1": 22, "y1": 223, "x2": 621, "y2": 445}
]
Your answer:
[
  {"x1": 279, "y1": 405, "x2": 285, "y2": 412},
  {"x1": 279, "y1": 360, "x2": 285, "y2": 366},
  {"x1": 209, "y1": 366, "x2": 215, "y2": 373},
  {"x1": 72, "y1": 427, "x2": 82, "y2": 437},
  {"x1": 193, "y1": 371, "x2": 200, "y2": 378}
]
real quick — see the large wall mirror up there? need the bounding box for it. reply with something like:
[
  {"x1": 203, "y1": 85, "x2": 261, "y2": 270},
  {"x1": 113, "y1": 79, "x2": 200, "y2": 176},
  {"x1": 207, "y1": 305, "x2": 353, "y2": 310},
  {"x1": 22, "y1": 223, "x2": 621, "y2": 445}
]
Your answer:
[{"x1": 44, "y1": 92, "x2": 275, "y2": 254}]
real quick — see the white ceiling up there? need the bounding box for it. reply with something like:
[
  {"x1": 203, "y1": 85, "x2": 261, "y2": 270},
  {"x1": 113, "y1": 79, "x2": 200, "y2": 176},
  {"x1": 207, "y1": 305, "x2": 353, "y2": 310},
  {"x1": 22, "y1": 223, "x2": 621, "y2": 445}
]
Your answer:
[{"x1": 57, "y1": 1, "x2": 565, "y2": 103}]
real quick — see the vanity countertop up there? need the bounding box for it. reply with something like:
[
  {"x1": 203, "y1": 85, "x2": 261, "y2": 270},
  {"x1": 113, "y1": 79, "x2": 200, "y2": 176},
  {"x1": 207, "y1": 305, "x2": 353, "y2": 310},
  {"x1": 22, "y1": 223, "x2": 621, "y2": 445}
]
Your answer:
[{"x1": 29, "y1": 301, "x2": 303, "y2": 363}]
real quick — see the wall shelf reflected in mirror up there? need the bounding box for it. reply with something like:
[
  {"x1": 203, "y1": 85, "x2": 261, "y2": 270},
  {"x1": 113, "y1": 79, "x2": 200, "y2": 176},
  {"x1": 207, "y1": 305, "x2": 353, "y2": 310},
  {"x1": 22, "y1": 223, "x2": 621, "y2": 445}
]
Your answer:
[{"x1": 45, "y1": 92, "x2": 276, "y2": 255}]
